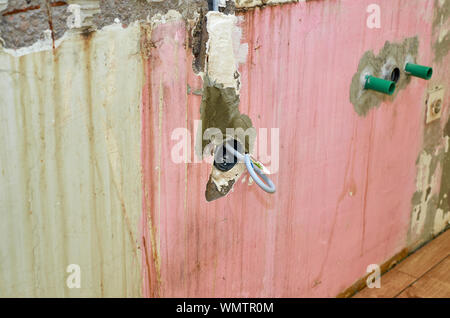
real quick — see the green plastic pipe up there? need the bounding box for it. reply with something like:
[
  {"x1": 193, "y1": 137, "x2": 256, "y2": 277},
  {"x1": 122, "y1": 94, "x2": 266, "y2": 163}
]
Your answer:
[
  {"x1": 364, "y1": 75, "x2": 396, "y2": 95},
  {"x1": 405, "y1": 63, "x2": 433, "y2": 80}
]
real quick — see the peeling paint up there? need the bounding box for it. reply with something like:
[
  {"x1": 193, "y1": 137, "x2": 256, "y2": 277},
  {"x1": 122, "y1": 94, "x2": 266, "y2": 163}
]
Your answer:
[
  {"x1": 2, "y1": 28, "x2": 62, "y2": 57},
  {"x1": 435, "y1": 118, "x2": 450, "y2": 234},
  {"x1": 433, "y1": 208, "x2": 450, "y2": 234},
  {"x1": 190, "y1": 8, "x2": 208, "y2": 73},
  {"x1": 0, "y1": 0, "x2": 8, "y2": 12},
  {"x1": 408, "y1": 86, "x2": 450, "y2": 247},
  {"x1": 147, "y1": 9, "x2": 183, "y2": 27},
  {"x1": 410, "y1": 151, "x2": 436, "y2": 240},
  {"x1": 445, "y1": 135, "x2": 450, "y2": 152}
]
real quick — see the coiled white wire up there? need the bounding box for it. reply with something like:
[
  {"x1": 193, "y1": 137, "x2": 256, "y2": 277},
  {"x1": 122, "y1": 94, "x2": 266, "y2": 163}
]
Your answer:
[{"x1": 224, "y1": 142, "x2": 276, "y2": 194}]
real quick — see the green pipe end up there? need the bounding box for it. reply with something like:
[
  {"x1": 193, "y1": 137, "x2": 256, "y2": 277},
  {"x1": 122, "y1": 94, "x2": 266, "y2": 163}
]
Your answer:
[
  {"x1": 364, "y1": 75, "x2": 396, "y2": 95},
  {"x1": 405, "y1": 63, "x2": 433, "y2": 80}
]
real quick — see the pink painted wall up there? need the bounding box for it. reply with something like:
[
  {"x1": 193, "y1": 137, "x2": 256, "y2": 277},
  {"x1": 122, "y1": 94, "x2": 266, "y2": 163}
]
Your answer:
[{"x1": 141, "y1": 0, "x2": 442, "y2": 297}]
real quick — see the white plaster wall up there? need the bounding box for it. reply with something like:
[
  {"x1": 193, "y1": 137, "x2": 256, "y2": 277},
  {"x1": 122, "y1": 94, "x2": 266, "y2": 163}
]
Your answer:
[{"x1": 0, "y1": 23, "x2": 143, "y2": 297}]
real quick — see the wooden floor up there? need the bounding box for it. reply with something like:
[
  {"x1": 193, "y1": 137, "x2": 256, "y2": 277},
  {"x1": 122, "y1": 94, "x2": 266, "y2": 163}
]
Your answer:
[{"x1": 354, "y1": 229, "x2": 450, "y2": 298}]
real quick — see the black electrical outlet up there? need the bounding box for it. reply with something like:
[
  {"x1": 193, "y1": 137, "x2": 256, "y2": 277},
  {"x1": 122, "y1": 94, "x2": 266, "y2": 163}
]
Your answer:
[{"x1": 213, "y1": 139, "x2": 243, "y2": 172}]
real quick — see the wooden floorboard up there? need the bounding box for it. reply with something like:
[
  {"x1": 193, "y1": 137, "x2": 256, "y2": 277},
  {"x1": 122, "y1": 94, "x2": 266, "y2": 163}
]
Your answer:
[
  {"x1": 353, "y1": 269, "x2": 415, "y2": 298},
  {"x1": 354, "y1": 229, "x2": 450, "y2": 298},
  {"x1": 394, "y1": 230, "x2": 450, "y2": 279},
  {"x1": 396, "y1": 256, "x2": 450, "y2": 298}
]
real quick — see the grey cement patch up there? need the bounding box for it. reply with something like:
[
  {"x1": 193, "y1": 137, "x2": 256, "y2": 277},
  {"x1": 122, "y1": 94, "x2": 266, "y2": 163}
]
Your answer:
[
  {"x1": 198, "y1": 76, "x2": 255, "y2": 201},
  {"x1": 349, "y1": 37, "x2": 419, "y2": 116},
  {"x1": 432, "y1": 0, "x2": 450, "y2": 63},
  {"x1": 407, "y1": 1, "x2": 450, "y2": 242},
  {"x1": 437, "y1": 118, "x2": 450, "y2": 226},
  {"x1": 197, "y1": 76, "x2": 254, "y2": 156},
  {"x1": 407, "y1": 111, "x2": 450, "y2": 249},
  {"x1": 205, "y1": 166, "x2": 239, "y2": 202}
]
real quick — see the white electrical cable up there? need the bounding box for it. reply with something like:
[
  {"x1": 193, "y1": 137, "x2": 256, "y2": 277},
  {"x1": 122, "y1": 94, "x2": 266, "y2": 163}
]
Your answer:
[
  {"x1": 224, "y1": 142, "x2": 276, "y2": 194},
  {"x1": 213, "y1": 0, "x2": 219, "y2": 11}
]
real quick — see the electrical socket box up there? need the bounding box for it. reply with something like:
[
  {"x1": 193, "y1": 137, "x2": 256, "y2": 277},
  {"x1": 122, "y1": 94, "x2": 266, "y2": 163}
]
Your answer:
[{"x1": 426, "y1": 86, "x2": 445, "y2": 124}]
